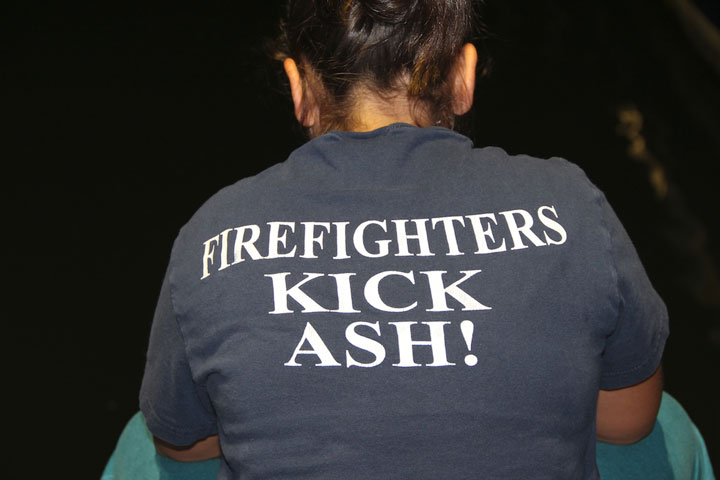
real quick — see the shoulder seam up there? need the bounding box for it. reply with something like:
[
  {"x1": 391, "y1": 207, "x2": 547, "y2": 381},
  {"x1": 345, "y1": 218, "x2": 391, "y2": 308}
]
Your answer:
[{"x1": 585, "y1": 178, "x2": 622, "y2": 341}]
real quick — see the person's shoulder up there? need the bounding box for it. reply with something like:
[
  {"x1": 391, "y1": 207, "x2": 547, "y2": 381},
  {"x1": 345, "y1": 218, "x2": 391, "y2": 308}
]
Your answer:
[
  {"x1": 473, "y1": 146, "x2": 597, "y2": 189},
  {"x1": 473, "y1": 146, "x2": 582, "y2": 173},
  {"x1": 169, "y1": 165, "x2": 277, "y2": 245}
]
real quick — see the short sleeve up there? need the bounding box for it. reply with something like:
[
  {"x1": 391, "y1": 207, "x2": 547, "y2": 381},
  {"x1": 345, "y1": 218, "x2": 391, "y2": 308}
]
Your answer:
[
  {"x1": 139, "y1": 265, "x2": 218, "y2": 446},
  {"x1": 599, "y1": 194, "x2": 669, "y2": 390}
]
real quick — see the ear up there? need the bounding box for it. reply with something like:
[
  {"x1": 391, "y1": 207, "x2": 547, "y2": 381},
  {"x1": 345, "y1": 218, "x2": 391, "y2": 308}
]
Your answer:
[
  {"x1": 283, "y1": 58, "x2": 319, "y2": 128},
  {"x1": 451, "y1": 43, "x2": 477, "y2": 116}
]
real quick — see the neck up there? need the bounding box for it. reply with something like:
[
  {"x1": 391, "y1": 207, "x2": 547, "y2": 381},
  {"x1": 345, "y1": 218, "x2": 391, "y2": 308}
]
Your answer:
[{"x1": 345, "y1": 89, "x2": 431, "y2": 132}]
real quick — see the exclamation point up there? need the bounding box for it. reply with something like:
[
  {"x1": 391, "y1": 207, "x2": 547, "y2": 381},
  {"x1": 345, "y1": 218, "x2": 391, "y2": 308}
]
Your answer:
[{"x1": 461, "y1": 320, "x2": 478, "y2": 366}]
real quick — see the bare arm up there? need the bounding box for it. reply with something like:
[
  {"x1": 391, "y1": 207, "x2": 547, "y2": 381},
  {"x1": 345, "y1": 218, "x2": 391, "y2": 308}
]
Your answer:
[
  {"x1": 153, "y1": 434, "x2": 222, "y2": 462},
  {"x1": 596, "y1": 365, "x2": 664, "y2": 445}
]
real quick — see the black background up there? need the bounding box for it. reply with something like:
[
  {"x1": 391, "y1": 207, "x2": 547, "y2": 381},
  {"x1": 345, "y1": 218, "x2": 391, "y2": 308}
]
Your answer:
[{"x1": 6, "y1": 0, "x2": 719, "y2": 477}]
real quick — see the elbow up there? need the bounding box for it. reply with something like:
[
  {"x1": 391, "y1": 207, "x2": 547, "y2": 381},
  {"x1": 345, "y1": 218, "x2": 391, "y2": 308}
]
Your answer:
[
  {"x1": 596, "y1": 418, "x2": 656, "y2": 445},
  {"x1": 153, "y1": 434, "x2": 222, "y2": 462}
]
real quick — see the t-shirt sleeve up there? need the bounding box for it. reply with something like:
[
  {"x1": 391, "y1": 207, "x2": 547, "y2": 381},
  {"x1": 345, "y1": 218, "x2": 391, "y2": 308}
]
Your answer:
[
  {"x1": 139, "y1": 265, "x2": 218, "y2": 446},
  {"x1": 598, "y1": 193, "x2": 669, "y2": 390}
]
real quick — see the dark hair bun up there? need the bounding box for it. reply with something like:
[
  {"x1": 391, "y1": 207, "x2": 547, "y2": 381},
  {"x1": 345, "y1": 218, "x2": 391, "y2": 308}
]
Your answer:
[
  {"x1": 354, "y1": 0, "x2": 418, "y2": 25},
  {"x1": 276, "y1": 0, "x2": 481, "y2": 131}
]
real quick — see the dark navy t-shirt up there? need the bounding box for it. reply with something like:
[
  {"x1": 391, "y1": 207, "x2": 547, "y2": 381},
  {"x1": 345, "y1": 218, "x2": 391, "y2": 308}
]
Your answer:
[{"x1": 140, "y1": 124, "x2": 668, "y2": 479}]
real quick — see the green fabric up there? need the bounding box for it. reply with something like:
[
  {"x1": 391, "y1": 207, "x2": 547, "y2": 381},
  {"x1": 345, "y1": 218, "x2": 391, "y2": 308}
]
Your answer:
[
  {"x1": 101, "y1": 412, "x2": 219, "y2": 480},
  {"x1": 102, "y1": 392, "x2": 714, "y2": 479},
  {"x1": 596, "y1": 392, "x2": 715, "y2": 479}
]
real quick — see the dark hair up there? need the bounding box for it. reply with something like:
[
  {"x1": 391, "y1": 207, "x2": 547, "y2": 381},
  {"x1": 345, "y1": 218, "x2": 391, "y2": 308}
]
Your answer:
[{"x1": 274, "y1": 0, "x2": 483, "y2": 133}]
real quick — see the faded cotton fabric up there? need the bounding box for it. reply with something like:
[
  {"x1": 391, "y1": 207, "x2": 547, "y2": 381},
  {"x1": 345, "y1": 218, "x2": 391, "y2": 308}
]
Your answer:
[{"x1": 140, "y1": 124, "x2": 668, "y2": 479}]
